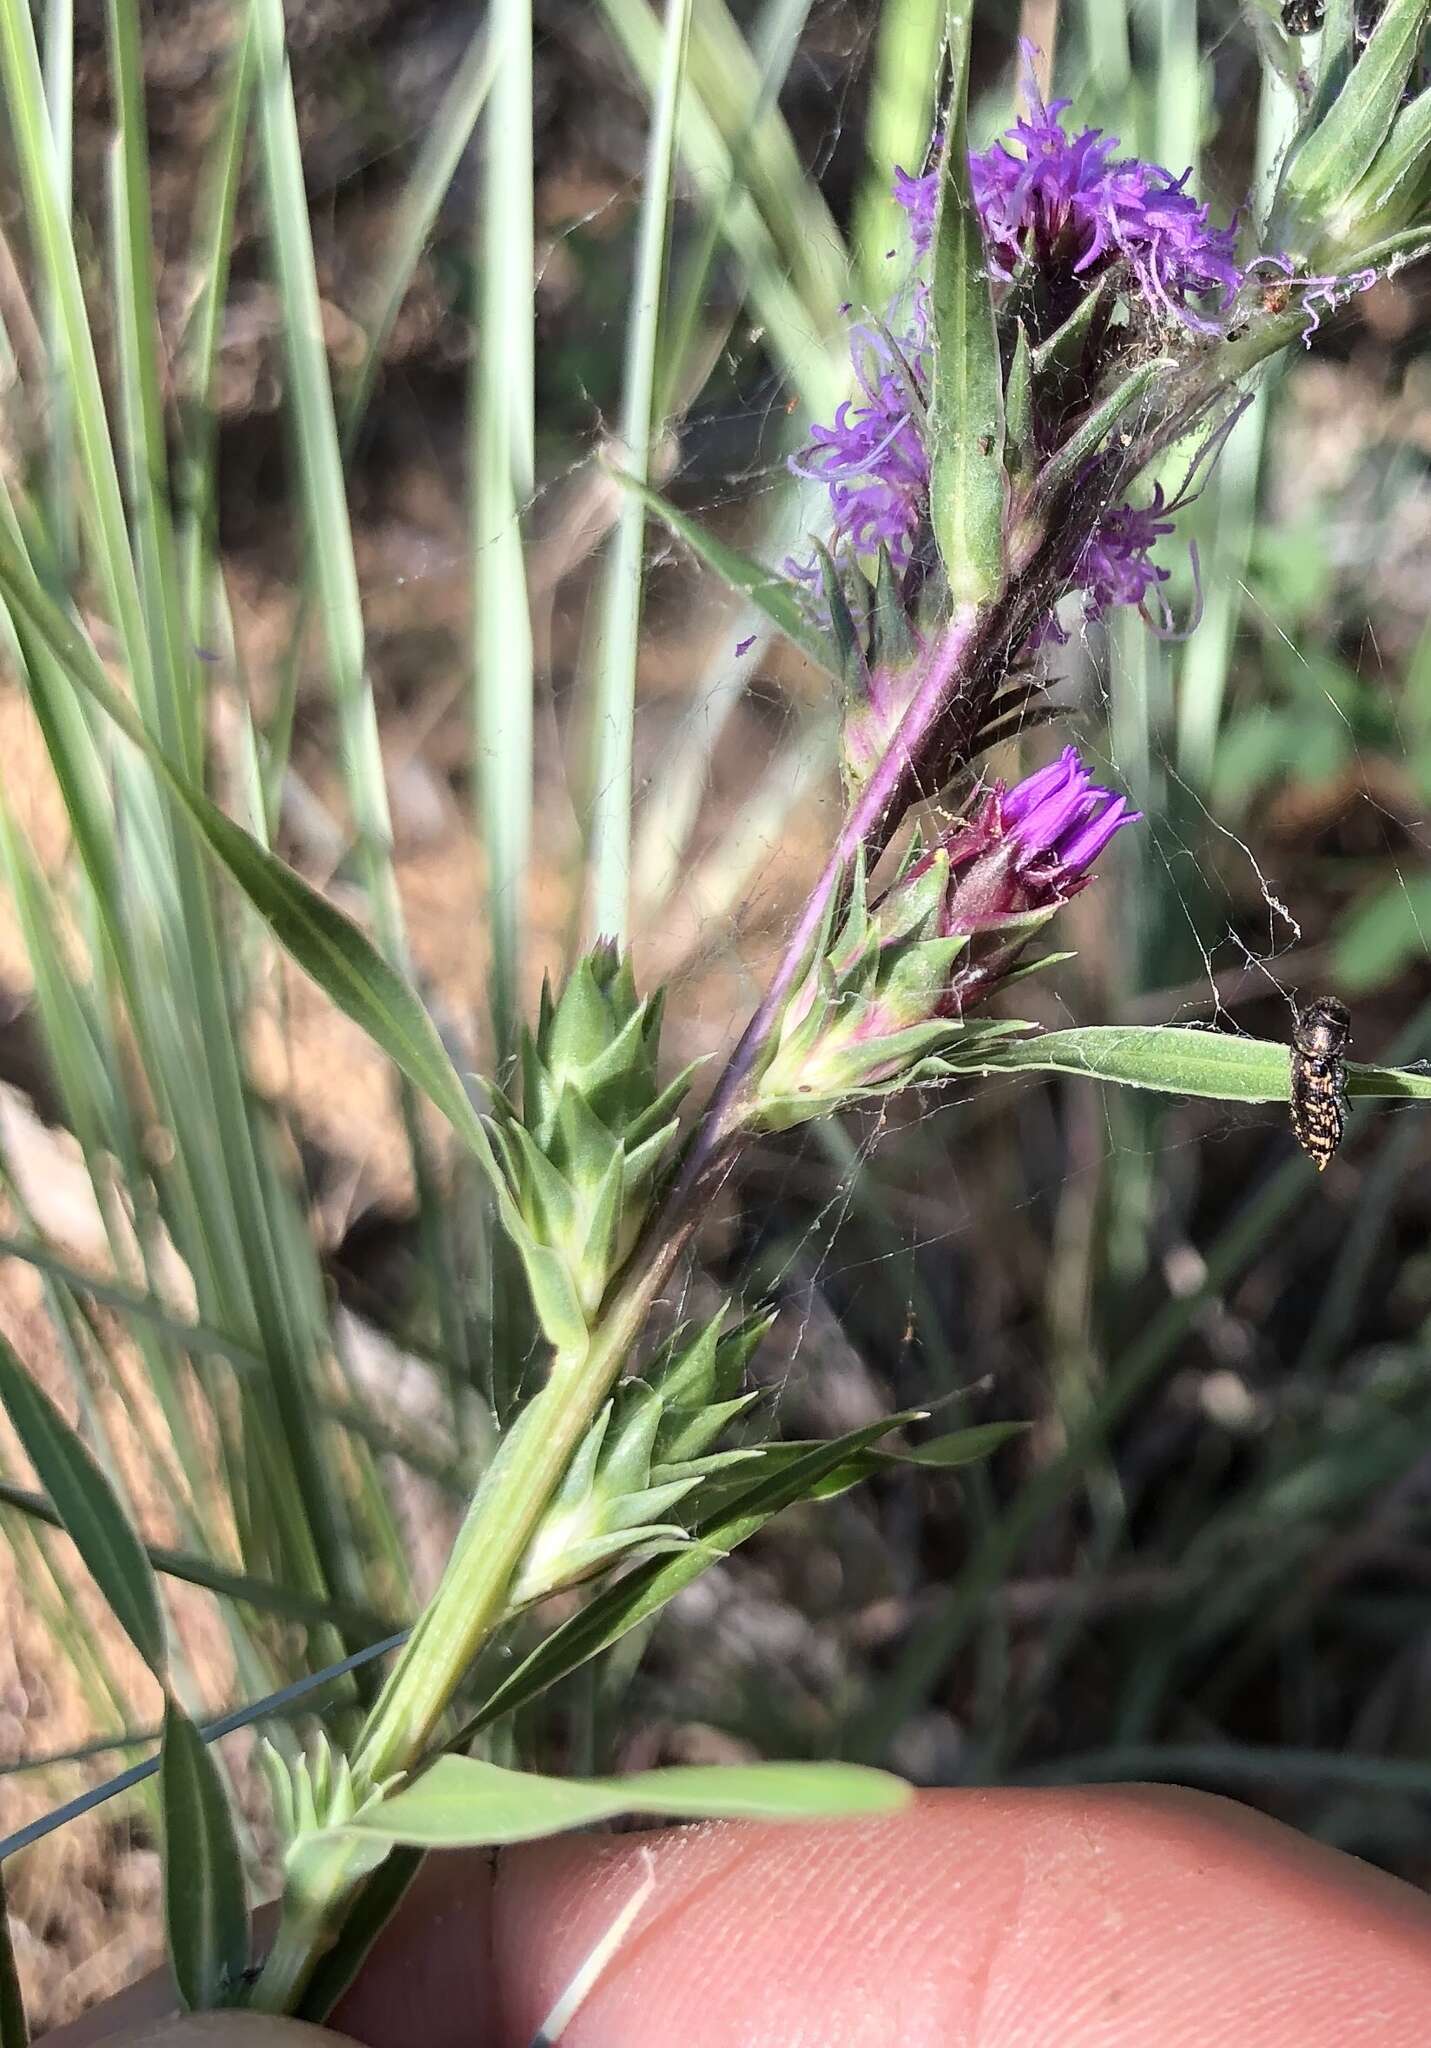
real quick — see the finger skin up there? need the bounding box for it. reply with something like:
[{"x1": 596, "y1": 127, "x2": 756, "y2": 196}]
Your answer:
[
  {"x1": 41, "y1": 1855, "x2": 494, "y2": 2048},
  {"x1": 494, "y1": 1787, "x2": 1431, "y2": 2047},
  {"x1": 43, "y1": 1787, "x2": 1431, "y2": 2047}
]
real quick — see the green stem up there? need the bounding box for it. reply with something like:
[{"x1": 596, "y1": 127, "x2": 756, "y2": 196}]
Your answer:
[{"x1": 248, "y1": 1225, "x2": 688, "y2": 2013}]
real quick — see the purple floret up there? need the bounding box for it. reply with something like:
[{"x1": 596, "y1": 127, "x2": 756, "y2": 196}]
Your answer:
[
  {"x1": 1077, "y1": 487, "x2": 1176, "y2": 620},
  {"x1": 788, "y1": 321, "x2": 930, "y2": 569},
  {"x1": 970, "y1": 56, "x2": 1242, "y2": 331},
  {"x1": 892, "y1": 163, "x2": 939, "y2": 259},
  {"x1": 1002, "y1": 743, "x2": 1140, "y2": 886}
]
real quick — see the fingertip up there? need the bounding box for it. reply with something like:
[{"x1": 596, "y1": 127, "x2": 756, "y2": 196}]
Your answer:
[
  {"x1": 491, "y1": 1787, "x2": 1431, "y2": 2046},
  {"x1": 327, "y1": 1850, "x2": 496, "y2": 2048}
]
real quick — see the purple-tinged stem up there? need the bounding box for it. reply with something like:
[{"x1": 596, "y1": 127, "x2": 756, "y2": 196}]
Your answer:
[{"x1": 673, "y1": 603, "x2": 982, "y2": 1200}]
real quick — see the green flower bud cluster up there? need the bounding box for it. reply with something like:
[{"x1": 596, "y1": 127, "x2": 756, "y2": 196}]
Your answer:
[
  {"x1": 750, "y1": 842, "x2": 1031, "y2": 1133},
  {"x1": 260, "y1": 1734, "x2": 399, "y2": 1899},
  {"x1": 508, "y1": 1309, "x2": 769, "y2": 1610},
  {"x1": 488, "y1": 944, "x2": 696, "y2": 1353}
]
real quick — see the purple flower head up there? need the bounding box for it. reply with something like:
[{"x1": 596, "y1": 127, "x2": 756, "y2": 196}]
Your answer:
[
  {"x1": 883, "y1": 746, "x2": 1138, "y2": 1018},
  {"x1": 788, "y1": 320, "x2": 930, "y2": 570},
  {"x1": 999, "y1": 744, "x2": 1140, "y2": 882},
  {"x1": 970, "y1": 46, "x2": 1242, "y2": 331},
  {"x1": 899, "y1": 743, "x2": 1138, "y2": 930},
  {"x1": 790, "y1": 49, "x2": 1237, "y2": 614}
]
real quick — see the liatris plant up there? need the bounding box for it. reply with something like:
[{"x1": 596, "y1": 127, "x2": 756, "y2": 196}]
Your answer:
[{"x1": 5, "y1": 6, "x2": 1431, "y2": 2036}]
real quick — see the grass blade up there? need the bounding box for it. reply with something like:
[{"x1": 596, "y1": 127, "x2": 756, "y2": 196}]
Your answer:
[
  {"x1": 0, "y1": 522, "x2": 501, "y2": 1178},
  {"x1": 584, "y1": 0, "x2": 694, "y2": 943},
  {"x1": 0, "y1": 1479, "x2": 396, "y2": 1637},
  {"x1": 347, "y1": 24, "x2": 498, "y2": 437},
  {"x1": 853, "y1": 0, "x2": 943, "y2": 304},
  {"x1": 472, "y1": 0, "x2": 535, "y2": 1067}
]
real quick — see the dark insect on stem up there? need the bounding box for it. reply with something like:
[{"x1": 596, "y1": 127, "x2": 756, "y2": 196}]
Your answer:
[
  {"x1": 1290, "y1": 996, "x2": 1351, "y2": 1171},
  {"x1": 1355, "y1": 1, "x2": 1387, "y2": 47},
  {"x1": 1281, "y1": 0, "x2": 1325, "y2": 31}
]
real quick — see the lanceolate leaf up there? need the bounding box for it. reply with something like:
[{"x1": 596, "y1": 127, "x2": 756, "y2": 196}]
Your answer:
[
  {"x1": 927, "y1": 6, "x2": 1005, "y2": 605},
  {"x1": 873, "y1": 1420, "x2": 1029, "y2": 1472},
  {"x1": 613, "y1": 468, "x2": 844, "y2": 678},
  {"x1": 337, "y1": 1754, "x2": 908, "y2": 1849},
  {"x1": 0, "y1": 1336, "x2": 166, "y2": 1677},
  {"x1": 160, "y1": 1700, "x2": 250, "y2": 2012},
  {"x1": 1278, "y1": 0, "x2": 1428, "y2": 230},
  {"x1": 943, "y1": 1025, "x2": 1431, "y2": 1105}
]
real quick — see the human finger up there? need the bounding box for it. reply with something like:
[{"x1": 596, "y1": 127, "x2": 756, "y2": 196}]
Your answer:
[{"x1": 491, "y1": 1785, "x2": 1431, "y2": 2046}]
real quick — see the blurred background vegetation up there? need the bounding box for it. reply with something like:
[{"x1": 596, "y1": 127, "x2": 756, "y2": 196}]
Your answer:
[{"x1": 2, "y1": 0, "x2": 1430, "y2": 2029}]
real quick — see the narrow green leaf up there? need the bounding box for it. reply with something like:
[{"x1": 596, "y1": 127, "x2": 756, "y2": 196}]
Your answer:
[
  {"x1": 1310, "y1": 0, "x2": 1358, "y2": 126},
  {"x1": 1030, "y1": 275, "x2": 1112, "y2": 378},
  {"x1": 1004, "y1": 321, "x2": 1033, "y2": 475},
  {"x1": 944, "y1": 1024, "x2": 1431, "y2": 1104},
  {"x1": 721, "y1": 1419, "x2": 1026, "y2": 1501},
  {"x1": 1336, "y1": 84, "x2": 1431, "y2": 237},
  {"x1": 471, "y1": 0, "x2": 534, "y2": 1067},
  {"x1": 0, "y1": 1332, "x2": 166, "y2": 1676},
  {"x1": 470, "y1": 1413, "x2": 920, "y2": 1729},
  {"x1": 340, "y1": 1754, "x2": 908, "y2": 1849},
  {"x1": 616, "y1": 468, "x2": 843, "y2": 676},
  {"x1": 160, "y1": 1699, "x2": 250, "y2": 2012},
  {"x1": 1033, "y1": 358, "x2": 1173, "y2": 512},
  {"x1": 869, "y1": 544, "x2": 916, "y2": 672},
  {"x1": 813, "y1": 540, "x2": 864, "y2": 685},
  {"x1": 1279, "y1": 0, "x2": 1429, "y2": 229},
  {"x1": 875, "y1": 1420, "x2": 1029, "y2": 1470},
  {"x1": 926, "y1": 6, "x2": 1004, "y2": 604},
  {"x1": 0, "y1": 1869, "x2": 28, "y2": 2048}
]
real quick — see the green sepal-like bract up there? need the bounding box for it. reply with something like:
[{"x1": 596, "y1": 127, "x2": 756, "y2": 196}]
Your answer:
[
  {"x1": 1271, "y1": 0, "x2": 1431, "y2": 262},
  {"x1": 749, "y1": 843, "x2": 1036, "y2": 1132},
  {"x1": 260, "y1": 1736, "x2": 401, "y2": 1902}
]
